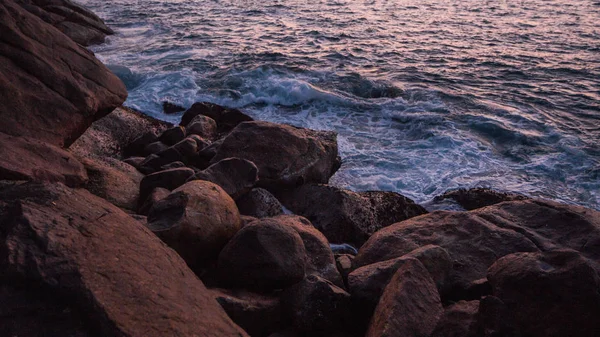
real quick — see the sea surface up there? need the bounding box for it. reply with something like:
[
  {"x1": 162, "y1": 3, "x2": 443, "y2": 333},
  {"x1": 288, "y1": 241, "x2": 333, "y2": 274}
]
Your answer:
[{"x1": 81, "y1": 0, "x2": 600, "y2": 210}]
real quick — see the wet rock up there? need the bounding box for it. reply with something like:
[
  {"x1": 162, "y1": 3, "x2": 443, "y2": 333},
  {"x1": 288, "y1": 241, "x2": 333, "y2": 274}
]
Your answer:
[
  {"x1": 181, "y1": 102, "x2": 253, "y2": 133},
  {"x1": 217, "y1": 220, "x2": 307, "y2": 291},
  {"x1": 434, "y1": 188, "x2": 529, "y2": 211},
  {"x1": 139, "y1": 167, "x2": 195, "y2": 202},
  {"x1": 487, "y1": 250, "x2": 600, "y2": 337},
  {"x1": 80, "y1": 156, "x2": 143, "y2": 211},
  {"x1": 0, "y1": 133, "x2": 87, "y2": 187},
  {"x1": 187, "y1": 114, "x2": 218, "y2": 140},
  {"x1": 193, "y1": 158, "x2": 259, "y2": 200},
  {"x1": 366, "y1": 258, "x2": 443, "y2": 337},
  {"x1": 432, "y1": 300, "x2": 480, "y2": 337},
  {"x1": 211, "y1": 288, "x2": 286, "y2": 337},
  {"x1": 163, "y1": 101, "x2": 185, "y2": 114},
  {"x1": 278, "y1": 184, "x2": 427, "y2": 245},
  {"x1": 181, "y1": 102, "x2": 228, "y2": 126},
  {"x1": 159, "y1": 126, "x2": 186, "y2": 146},
  {"x1": 138, "y1": 187, "x2": 170, "y2": 216},
  {"x1": 281, "y1": 275, "x2": 351, "y2": 335},
  {"x1": 147, "y1": 180, "x2": 242, "y2": 270},
  {"x1": 0, "y1": 182, "x2": 247, "y2": 336},
  {"x1": 211, "y1": 121, "x2": 339, "y2": 190},
  {"x1": 273, "y1": 215, "x2": 344, "y2": 287},
  {"x1": 0, "y1": 0, "x2": 126, "y2": 147},
  {"x1": 348, "y1": 245, "x2": 451, "y2": 324},
  {"x1": 236, "y1": 188, "x2": 284, "y2": 218}
]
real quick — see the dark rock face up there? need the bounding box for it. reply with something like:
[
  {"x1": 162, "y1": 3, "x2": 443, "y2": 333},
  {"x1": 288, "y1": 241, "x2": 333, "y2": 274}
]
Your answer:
[
  {"x1": 187, "y1": 114, "x2": 218, "y2": 140},
  {"x1": 17, "y1": 0, "x2": 115, "y2": 46},
  {"x1": 0, "y1": 0, "x2": 127, "y2": 147},
  {"x1": 159, "y1": 126, "x2": 186, "y2": 146},
  {"x1": 0, "y1": 133, "x2": 87, "y2": 187},
  {"x1": 272, "y1": 215, "x2": 344, "y2": 287},
  {"x1": 487, "y1": 250, "x2": 600, "y2": 337},
  {"x1": 348, "y1": 245, "x2": 452, "y2": 319},
  {"x1": 0, "y1": 182, "x2": 248, "y2": 337},
  {"x1": 193, "y1": 158, "x2": 259, "y2": 200},
  {"x1": 181, "y1": 101, "x2": 254, "y2": 134},
  {"x1": 147, "y1": 180, "x2": 242, "y2": 270},
  {"x1": 218, "y1": 220, "x2": 307, "y2": 291},
  {"x1": 431, "y1": 300, "x2": 480, "y2": 337},
  {"x1": 211, "y1": 121, "x2": 340, "y2": 190},
  {"x1": 138, "y1": 187, "x2": 170, "y2": 215},
  {"x1": 163, "y1": 101, "x2": 185, "y2": 114},
  {"x1": 278, "y1": 184, "x2": 427, "y2": 245},
  {"x1": 281, "y1": 275, "x2": 351, "y2": 335},
  {"x1": 139, "y1": 167, "x2": 195, "y2": 202},
  {"x1": 211, "y1": 288, "x2": 286, "y2": 337},
  {"x1": 79, "y1": 156, "x2": 143, "y2": 210},
  {"x1": 236, "y1": 188, "x2": 284, "y2": 218},
  {"x1": 365, "y1": 258, "x2": 443, "y2": 337},
  {"x1": 434, "y1": 187, "x2": 529, "y2": 210}
]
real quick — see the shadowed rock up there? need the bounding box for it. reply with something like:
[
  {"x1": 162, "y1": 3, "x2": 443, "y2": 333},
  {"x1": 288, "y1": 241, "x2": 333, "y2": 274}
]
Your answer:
[
  {"x1": 193, "y1": 158, "x2": 259, "y2": 200},
  {"x1": 236, "y1": 188, "x2": 284, "y2": 218},
  {"x1": 434, "y1": 187, "x2": 528, "y2": 211}
]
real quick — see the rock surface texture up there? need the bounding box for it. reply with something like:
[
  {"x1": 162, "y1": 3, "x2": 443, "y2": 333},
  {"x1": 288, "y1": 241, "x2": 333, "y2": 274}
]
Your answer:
[
  {"x1": 0, "y1": 0, "x2": 127, "y2": 147},
  {"x1": 0, "y1": 182, "x2": 247, "y2": 337}
]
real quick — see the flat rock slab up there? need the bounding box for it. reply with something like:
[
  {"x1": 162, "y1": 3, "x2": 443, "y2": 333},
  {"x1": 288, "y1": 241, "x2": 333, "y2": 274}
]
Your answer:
[
  {"x1": 0, "y1": 182, "x2": 248, "y2": 337},
  {"x1": 0, "y1": 132, "x2": 87, "y2": 187}
]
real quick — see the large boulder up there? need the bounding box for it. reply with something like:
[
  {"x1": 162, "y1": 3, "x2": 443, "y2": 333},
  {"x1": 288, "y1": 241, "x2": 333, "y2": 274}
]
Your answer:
[
  {"x1": 0, "y1": 182, "x2": 247, "y2": 336},
  {"x1": 272, "y1": 215, "x2": 344, "y2": 287},
  {"x1": 217, "y1": 220, "x2": 307, "y2": 291},
  {"x1": 211, "y1": 121, "x2": 340, "y2": 189},
  {"x1": 79, "y1": 156, "x2": 143, "y2": 210},
  {"x1": 366, "y1": 258, "x2": 443, "y2": 337},
  {"x1": 0, "y1": 132, "x2": 87, "y2": 187},
  {"x1": 487, "y1": 250, "x2": 600, "y2": 337},
  {"x1": 354, "y1": 207, "x2": 545, "y2": 292},
  {"x1": 193, "y1": 158, "x2": 259, "y2": 200},
  {"x1": 147, "y1": 180, "x2": 242, "y2": 270},
  {"x1": 348, "y1": 245, "x2": 451, "y2": 319},
  {"x1": 17, "y1": 0, "x2": 114, "y2": 46},
  {"x1": 236, "y1": 188, "x2": 284, "y2": 218},
  {"x1": 281, "y1": 275, "x2": 351, "y2": 335},
  {"x1": 278, "y1": 184, "x2": 427, "y2": 245},
  {"x1": 0, "y1": 0, "x2": 127, "y2": 147}
]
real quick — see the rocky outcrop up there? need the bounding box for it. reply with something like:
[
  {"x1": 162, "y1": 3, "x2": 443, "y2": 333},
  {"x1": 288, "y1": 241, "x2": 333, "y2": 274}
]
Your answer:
[
  {"x1": 278, "y1": 184, "x2": 427, "y2": 245},
  {"x1": 365, "y1": 258, "x2": 443, "y2": 337},
  {"x1": 217, "y1": 220, "x2": 307, "y2": 291},
  {"x1": 0, "y1": 182, "x2": 247, "y2": 336},
  {"x1": 181, "y1": 101, "x2": 254, "y2": 134},
  {"x1": 487, "y1": 250, "x2": 600, "y2": 337},
  {"x1": 0, "y1": 132, "x2": 88, "y2": 187},
  {"x1": 434, "y1": 187, "x2": 529, "y2": 210},
  {"x1": 0, "y1": 0, "x2": 127, "y2": 147},
  {"x1": 147, "y1": 180, "x2": 242, "y2": 270},
  {"x1": 17, "y1": 0, "x2": 114, "y2": 46},
  {"x1": 211, "y1": 121, "x2": 340, "y2": 189}
]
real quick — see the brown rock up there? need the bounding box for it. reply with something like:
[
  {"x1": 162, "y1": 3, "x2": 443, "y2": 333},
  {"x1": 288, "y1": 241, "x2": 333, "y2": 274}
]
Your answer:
[
  {"x1": 147, "y1": 180, "x2": 242, "y2": 269},
  {"x1": 211, "y1": 288, "x2": 286, "y2": 337},
  {"x1": 349, "y1": 245, "x2": 451, "y2": 319},
  {"x1": 236, "y1": 188, "x2": 284, "y2": 218},
  {"x1": 0, "y1": 133, "x2": 87, "y2": 187},
  {"x1": 366, "y1": 258, "x2": 443, "y2": 337},
  {"x1": 432, "y1": 301, "x2": 480, "y2": 337},
  {"x1": 0, "y1": 0, "x2": 127, "y2": 147},
  {"x1": 193, "y1": 158, "x2": 259, "y2": 200},
  {"x1": 281, "y1": 274, "x2": 351, "y2": 335},
  {"x1": 0, "y1": 182, "x2": 247, "y2": 336},
  {"x1": 278, "y1": 184, "x2": 427, "y2": 245},
  {"x1": 138, "y1": 187, "x2": 170, "y2": 215},
  {"x1": 434, "y1": 187, "x2": 529, "y2": 210},
  {"x1": 273, "y1": 215, "x2": 344, "y2": 287},
  {"x1": 80, "y1": 156, "x2": 143, "y2": 210},
  {"x1": 159, "y1": 126, "x2": 186, "y2": 146},
  {"x1": 122, "y1": 156, "x2": 145, "y2": 169},
  {"x1": 335, "y1": 254, "x2": 354, "y2": 283},
  {"x1": 217, "y1": 220, "x2": 307, "y2": 291},
  {"x1": 181, "y1": 102, "x2": 253, "y2": 134},
  {"x1": 487, "y1": 250, "x2": 600, "y2": 337},
  {"x1": 143, "y1": 141, "x2": 170, "y2": 156},
  {"x1": 354, "y1": 210, "x2": 539, "y2": 292},
  {"x1": 211, "y1": 121, "x2": 339, "y2": 189},
  {"x1": 187, "y1": 114, "x2": 218, "y2": 140},
  {"x1": 139, "y1": 167, "x2": 195, "y2": 203}
]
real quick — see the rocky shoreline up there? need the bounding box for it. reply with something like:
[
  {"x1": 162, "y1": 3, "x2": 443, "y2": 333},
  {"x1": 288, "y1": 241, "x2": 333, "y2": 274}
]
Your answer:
[{"x1": 1, "y1": 1, "x2": 600, "y2": 336}]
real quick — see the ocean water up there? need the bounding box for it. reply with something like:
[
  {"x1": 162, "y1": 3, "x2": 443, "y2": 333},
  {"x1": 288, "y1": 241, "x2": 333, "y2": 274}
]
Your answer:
[{"x1": 80, "y1": 0, "x2": 600, "y2": 210}]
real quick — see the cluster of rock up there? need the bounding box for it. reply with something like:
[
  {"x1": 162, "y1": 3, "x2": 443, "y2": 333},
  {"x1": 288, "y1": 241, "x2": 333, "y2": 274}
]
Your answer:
[{"x1": 1, "y1": 1, "x2": 600, "y2": 336}]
